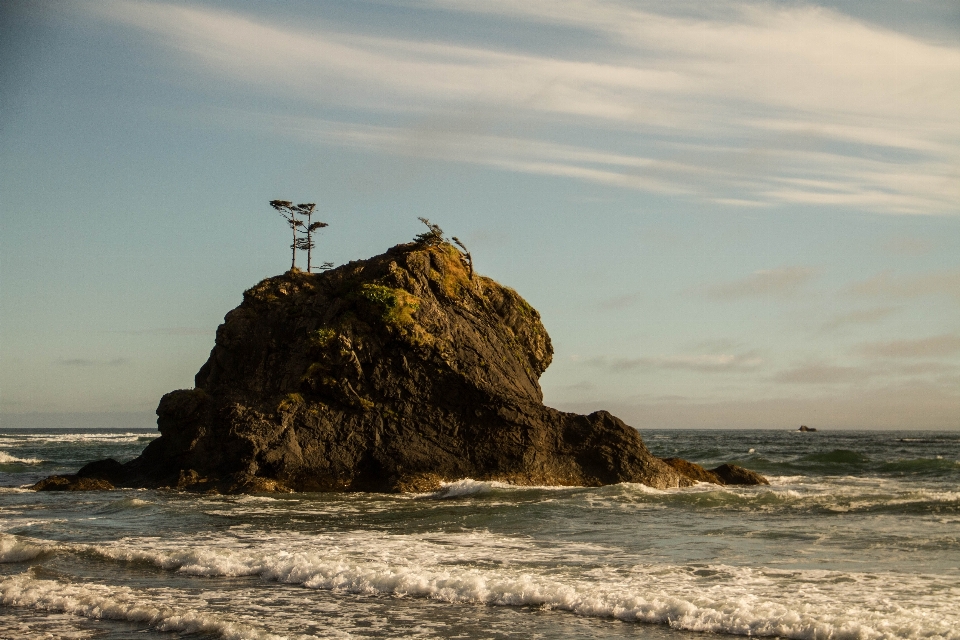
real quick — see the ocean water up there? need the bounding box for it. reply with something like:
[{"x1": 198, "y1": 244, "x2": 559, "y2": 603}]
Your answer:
[{"x1": 1, "y1": 428, "x2": 958, "y2": 640}]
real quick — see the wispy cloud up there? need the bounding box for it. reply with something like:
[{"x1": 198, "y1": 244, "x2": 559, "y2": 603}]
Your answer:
[
  {"x1": 847, "y1": 269, "x2": 960, "y2": 302},
  {"x1": 89, "y1": 0, "x2": 960, "y2": 215},
  {"x1": 772, "y1": 362, "x2": 878, "y2": 385},
  {"x1": 772, "y1": 358, "x2": 959, "y2": 385},
  {"x1": 598, "y1": 292, "x2": 643, "y2": 311},
  {"x1": 567, "y1": 382, "x2": 960, "y2": 429},
  {"x1": 112, "y1": 327, "x2": 211, "y2": 336},
  {"x1": 819, "y1": 306, "x2": 900, "y2": 332},
  {"x1": 882, "y1": 236, "x2": 936, "y2": 257},
  {"x1": 705, "y1": 266, "x2": 817, "y2": 300},
  {"x1": 588, "y1": 351, "x2": 763, "y2": 373},
  {"x1": 56, "y1": 357, "x2": 130, "y2": 367},
  {"x1": 855, "y1": 334, "x2": 960, "y2": 359}
]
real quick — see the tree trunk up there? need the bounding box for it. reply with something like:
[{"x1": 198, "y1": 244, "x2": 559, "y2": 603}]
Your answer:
[
  {"x1": 306, "y1": 213, "x2": 312, "y2": 272},
  {"x1": 291, "y1": 222, "x2": 297, "y2": 270}
]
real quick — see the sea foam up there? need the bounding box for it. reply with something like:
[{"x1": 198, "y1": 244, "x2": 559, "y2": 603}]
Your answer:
[
  {"x1": 0, "y1": 574, "x2": 289, "y2": 640},
  {"x1": 58, "y1": 530, "x2": 960, "y2": 640},
  {"x1": 0, "y1": 535, "x2": 45, "y2": 563},
  {"x1": 0, "y1": 451, "x2": 45, "y2": 464}
]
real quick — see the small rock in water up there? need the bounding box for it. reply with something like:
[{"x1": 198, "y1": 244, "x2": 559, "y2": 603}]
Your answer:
[
  {"x1": 32, "y1": 475, "x2": 114, "y2": 491},
  {"x1": 711, "y1": 463, "x2": 770, "y2": 485}
]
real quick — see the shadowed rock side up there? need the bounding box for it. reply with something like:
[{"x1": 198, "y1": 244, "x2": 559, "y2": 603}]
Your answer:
[{"x1": 35, "y1": 242, "x2": 767, "y2": 493}]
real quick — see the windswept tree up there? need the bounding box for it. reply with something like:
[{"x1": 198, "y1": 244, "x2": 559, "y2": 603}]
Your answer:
[
  {"x1": 269, "y1": 200, "x2": 305, "y2": 270},
  {"x1": 269, "y1": 200, "x2": 331, "y2": 272},
  {"x1": 452, "y1": 236, "x2": 473, "y2": 280},
  {"x1": 413, "y1": 218, "x2": 474, "y2": 280},
  {"x1": 414, "y1": 217, "x2": 446, "y2": 246},
  {"x1": 295, "y1": 203, "x2": 329, "y2": 272}
]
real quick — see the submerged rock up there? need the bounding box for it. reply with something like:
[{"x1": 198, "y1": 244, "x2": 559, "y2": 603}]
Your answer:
[
  {"x1": 660, "y1": 458, "x2": 723, "y2": 484},
  {"x1": 711, "y1": 463, "x2": 770, "y2": 486},
  {"x1": 32, "y1": 476, "x2": 114, "y2": 491},
  {"x1": 660, "y1": 458, "x2": 770, "y2": 486},
  {"x1": 40, "y1": 241, "x2": 766, "y2": 493}
]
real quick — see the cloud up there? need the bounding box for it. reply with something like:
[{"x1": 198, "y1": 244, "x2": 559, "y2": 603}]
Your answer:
[
  {"x1": 847, "y1": 269, "x2": 960, "y2": 302},
  {"x1": 589, "y1": 351, "x2": 763, "y2": 373},
  {"x1": 772, "y1": 362, "x2": 877, "y2": 384},
  {"x1": 882, "y1": 236, "x2": 935, "y2": 257},
  {"x1": 598, "y1": 292, "x2": 643, "y2": 311},
  {"x1": 771, "y1": 357, "x2": 959, "y2": 385},
  {"x1": 705, "y1": 266, "x2": 817, "y2": 299},
  {"x1": 56, "y1": 357, "x2": 130, "y2": 367},
  {"x1": 855, "y1": 334, "x2": 960, "y2": 359},
  {"x1": 115, "y1": 327, "x2": 211, "y2": 336},
  {"x1": 559, "y1": 382, "x2": 960, "y2": 429},
  {"x1": 89, "y1": 0, "x2": 960, "y2": 215},
  {"x1": 819, "y1": 306, "x2": 900, "y2": 332}
]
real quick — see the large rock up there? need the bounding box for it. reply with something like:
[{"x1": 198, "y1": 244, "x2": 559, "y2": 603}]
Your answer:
[{"x1": 39, "y1": 241, "x2": 766, "y2": 493}]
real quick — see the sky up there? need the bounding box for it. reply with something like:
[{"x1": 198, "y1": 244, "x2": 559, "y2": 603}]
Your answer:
[{"x1": 1, "y1": 0, "x2": 958, "y2": 430}]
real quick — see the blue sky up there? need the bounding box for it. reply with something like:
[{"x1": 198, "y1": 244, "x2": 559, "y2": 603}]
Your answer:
[{"x1": 1, "y1": 0, "x2": 958, "y2": 429}]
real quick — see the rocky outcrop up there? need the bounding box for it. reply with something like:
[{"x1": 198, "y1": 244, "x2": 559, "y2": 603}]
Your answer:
[
  {"x1": 711, "y1": 463, "x2": 770, "y2": 485},
  {"x1": 660, "y1": 458, "x2": 770, "y2": 486},
  {"x1": 37, "y1": 240, "x2": 766, "y2": 493},
  {"x1": 661, "y1": 458, "x2": 723, "y2": 484},
  {"x1": 32, "y1": 476, "x2": 114, "y2": 491}
]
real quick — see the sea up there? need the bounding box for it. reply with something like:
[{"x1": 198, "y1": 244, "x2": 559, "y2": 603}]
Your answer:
[{"x1": 0, "y1": 427, "x2": 957, "y2": 640}]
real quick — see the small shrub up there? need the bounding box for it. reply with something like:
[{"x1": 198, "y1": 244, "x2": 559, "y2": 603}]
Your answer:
[{"x1": 358, "y1": 283, "x2": 420, "y2": 328}]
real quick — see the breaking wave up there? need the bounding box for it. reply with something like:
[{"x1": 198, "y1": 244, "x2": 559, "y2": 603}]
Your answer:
[
  {"x1": 0, "y1": 452, "x2": 45, "y2": 465},
  {"x1": 0, "y1": 535, "x2": 45, "y2": 563},
  {"x1": 0, "y1": 573, "x2": 286, "y2": 640},
  {"x1": 40, "y1": 531, "x2": 956, "y2": 640}
]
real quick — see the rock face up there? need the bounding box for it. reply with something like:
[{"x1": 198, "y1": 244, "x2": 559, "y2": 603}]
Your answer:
[{"x1": 40, "y1": 241, "x2": 767, "y2": 493}]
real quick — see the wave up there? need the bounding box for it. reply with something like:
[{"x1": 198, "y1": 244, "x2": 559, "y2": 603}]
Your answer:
[
  {"x1": 0, "y1": 573, "x2": 287, "y2": 640},
  {"x1": 0, "y1": 432, "x2": 156, "y2": 445},
  {"x1": 797, "y1": 449, "x2": 871, "y2": 465},
  {"x1": 426, "y1": 478, "x2": 496, "y2": 498},
  {"x1": 0, "y1": 451, "x2": 46, "y2": 464},
  {"x1": 92, "y1": 497, "x2": 155, "y2": 515},
  {"x1": 0, "y1": 535, "x2": 45, "y2": 563},
  {"x1": 420, "y1": 479, "x2": 579, "y2": 499},
  {"x1": 879, "y1": 458, "x2": 960, "y2": 475},
  {"x1": 35, "y1": 531, "x2": 952, "y2": 640}
]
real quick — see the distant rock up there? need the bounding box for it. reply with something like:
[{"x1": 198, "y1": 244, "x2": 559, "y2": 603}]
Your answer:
[
  {"x1": 36, "y1": 241, "x2": 766, "y2": 493},
  {"x1": 798, "y1": 425, "x2": 817, "y2": 432}
]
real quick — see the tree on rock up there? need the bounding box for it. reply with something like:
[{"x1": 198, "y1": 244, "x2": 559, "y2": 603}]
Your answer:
[
  {"x1": 269, "y1": 200, "x2": 305, "y2": 270},
  {"x1": 270, "y1": 200, "x2": 330, "y2": 272},
  {"x1": 452, "y1": 236, "x2": 473, "y2": 280},
  {"x1": 296, "y1": 203, "x2": 329, "y2": 273},
  {"x1": 414, "y1": 217, "x2": 445, "y2": 246}
]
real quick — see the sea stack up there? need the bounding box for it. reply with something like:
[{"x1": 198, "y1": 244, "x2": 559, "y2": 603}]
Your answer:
[{"x1": 37, "y1": 240, "x2": 767, "y2": 493}]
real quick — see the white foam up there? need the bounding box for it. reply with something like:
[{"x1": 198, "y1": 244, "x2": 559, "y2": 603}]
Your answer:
[
  {"x1": 69, "y1": 530, "x2": 960, "y2": 640},
  {"x1": 428, "y1": 478, "x2": 495, "y2": 498},
  {"x1": 0, "y1": 451, "x2": 45, "y2": 464},
  {"x1": 0, "y1": 535, "x2": 45, "y2": 563},
  {"x1": 0, "y1": 432, "x2": 156, "y2": 445},
  {"x1": 0, "y1": 573, "x2": 290, "y2": 640}
]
